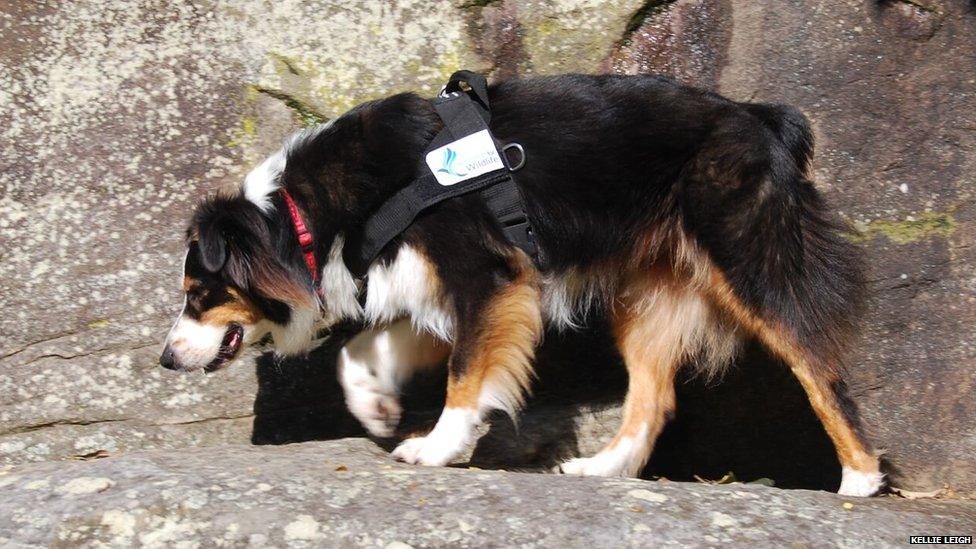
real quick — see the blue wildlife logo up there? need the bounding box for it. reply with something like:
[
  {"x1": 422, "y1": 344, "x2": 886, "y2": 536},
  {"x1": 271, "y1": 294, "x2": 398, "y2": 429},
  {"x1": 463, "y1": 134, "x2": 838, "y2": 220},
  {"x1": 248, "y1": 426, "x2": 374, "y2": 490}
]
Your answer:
[{"x1": 436, "y1": 147, "x2": 469, "y2": 177}]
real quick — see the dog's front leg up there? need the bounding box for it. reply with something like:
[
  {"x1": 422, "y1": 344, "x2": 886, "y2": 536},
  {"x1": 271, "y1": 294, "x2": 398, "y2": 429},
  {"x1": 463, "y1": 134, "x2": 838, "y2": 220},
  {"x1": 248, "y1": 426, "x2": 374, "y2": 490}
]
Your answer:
[
  {"x1": 392, "y1": 257, "x2": 542, "y2": 466},
  {"x1": 339, "y1": 318, "x2": 450, "y2": 438}
]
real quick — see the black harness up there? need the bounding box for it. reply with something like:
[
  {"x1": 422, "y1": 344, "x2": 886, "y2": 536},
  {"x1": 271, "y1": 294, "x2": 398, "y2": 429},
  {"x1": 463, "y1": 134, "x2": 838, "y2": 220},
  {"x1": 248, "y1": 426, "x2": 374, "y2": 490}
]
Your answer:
[{"x1": 343, "y1": 71, "x2": 540, "y2": 278}]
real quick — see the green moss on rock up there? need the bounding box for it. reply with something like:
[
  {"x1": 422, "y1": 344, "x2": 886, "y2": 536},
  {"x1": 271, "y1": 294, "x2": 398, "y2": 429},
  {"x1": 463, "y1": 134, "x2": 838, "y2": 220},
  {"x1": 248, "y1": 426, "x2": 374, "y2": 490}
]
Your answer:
[{"x1": 853, "y1": 211, "x2": 957, "y2": 244}]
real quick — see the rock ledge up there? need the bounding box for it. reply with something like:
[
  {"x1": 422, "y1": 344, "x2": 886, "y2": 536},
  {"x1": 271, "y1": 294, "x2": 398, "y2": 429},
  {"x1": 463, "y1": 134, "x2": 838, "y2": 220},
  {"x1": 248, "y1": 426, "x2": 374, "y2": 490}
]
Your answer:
[{"x1": 1, "y1": 440, "x2": 973, "y2": 547}]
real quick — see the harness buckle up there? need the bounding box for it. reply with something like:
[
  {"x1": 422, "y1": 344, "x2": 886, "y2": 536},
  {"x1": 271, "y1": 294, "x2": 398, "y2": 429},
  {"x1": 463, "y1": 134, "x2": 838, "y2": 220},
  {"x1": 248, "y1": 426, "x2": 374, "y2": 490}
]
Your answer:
[
  {"x1": 501, "y1": 143, "x2": 526, "y2": 172},
  {"x1": 437, "y1": 87, "x2": 461, "y2": 99}
]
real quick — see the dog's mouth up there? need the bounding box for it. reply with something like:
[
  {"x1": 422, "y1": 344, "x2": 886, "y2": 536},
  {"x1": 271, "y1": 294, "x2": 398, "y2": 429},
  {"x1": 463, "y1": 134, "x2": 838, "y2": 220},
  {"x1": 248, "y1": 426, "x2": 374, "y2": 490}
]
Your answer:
[{"x1": 204, "y1": 324, "x2": 244, "y2": 373}]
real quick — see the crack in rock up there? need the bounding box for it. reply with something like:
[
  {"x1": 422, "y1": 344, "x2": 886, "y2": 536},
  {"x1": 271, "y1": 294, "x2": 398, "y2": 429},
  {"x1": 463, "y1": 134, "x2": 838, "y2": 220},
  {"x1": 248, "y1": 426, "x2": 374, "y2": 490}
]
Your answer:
[
  {"x1": 249, "y1": 85, "x2": 328, "y2": 127},
  {"x1": 1, "y1": 414, "x2": 256, "y2": 437}
]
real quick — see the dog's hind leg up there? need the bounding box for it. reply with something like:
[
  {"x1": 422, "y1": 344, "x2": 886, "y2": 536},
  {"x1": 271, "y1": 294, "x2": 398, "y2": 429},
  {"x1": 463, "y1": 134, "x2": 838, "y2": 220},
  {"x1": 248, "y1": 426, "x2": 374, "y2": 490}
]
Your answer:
[
  {"x1": 391, "y1": 253, "x2": 542, "y2": 466},
  {"x1": 681, "y1": 102, "x2": 881, "y2": 495},
  {"x1": 557, "y1": 270, "x2": 713, "y2": 477},
  {"x1": 707, "y1": 271, "x2": 884, "y2": 496},
  {"x1": 339, "y1": 318, "x2": 450, "y2": 437}
]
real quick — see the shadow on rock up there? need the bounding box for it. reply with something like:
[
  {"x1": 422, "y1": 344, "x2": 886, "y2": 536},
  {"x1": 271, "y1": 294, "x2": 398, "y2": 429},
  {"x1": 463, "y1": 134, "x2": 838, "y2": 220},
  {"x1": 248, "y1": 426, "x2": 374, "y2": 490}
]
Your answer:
[
  {"x1": 251, "y1": 320, "x2": 840, "y2": 491},
  {"x1": 648, "y1": 341, "x2": 841, "y2": 491},
  {"x1": 250, "y1": 323, "x2": 364, "y2": 445}
]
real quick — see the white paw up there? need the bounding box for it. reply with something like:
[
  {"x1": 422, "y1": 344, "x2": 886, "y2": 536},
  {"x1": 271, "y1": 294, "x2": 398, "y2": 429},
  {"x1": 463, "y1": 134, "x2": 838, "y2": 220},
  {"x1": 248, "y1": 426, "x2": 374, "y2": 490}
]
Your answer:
[
  {"x1": 838, "y1": 467, "x2": 885, "y2": 497},
  {"x1": 344, "y1": 384, "x2": 401, "y2": 438},
  {"x1": 339, "y1": 351, "x2": 402, "y2": 438},
  {"x1": 391, "y1": 434, "x2": 463, "y2": 466},
  {"x1": 554, "y1": 431, "x2": 648, "y2": 478},
  {"x1": 391, "y1": 408, "x2": 478, "y2": 466},
  {"x1": 555, "y1": 455, "x2": 629, "y2": 477}
]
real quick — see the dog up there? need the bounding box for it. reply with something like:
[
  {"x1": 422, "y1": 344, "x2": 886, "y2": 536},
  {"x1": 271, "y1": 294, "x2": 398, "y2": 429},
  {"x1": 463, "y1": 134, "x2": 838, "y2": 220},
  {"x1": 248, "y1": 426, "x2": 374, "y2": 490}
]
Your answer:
[{"x1": 160, "y1": 74, "x2": 883, "y2": 496}]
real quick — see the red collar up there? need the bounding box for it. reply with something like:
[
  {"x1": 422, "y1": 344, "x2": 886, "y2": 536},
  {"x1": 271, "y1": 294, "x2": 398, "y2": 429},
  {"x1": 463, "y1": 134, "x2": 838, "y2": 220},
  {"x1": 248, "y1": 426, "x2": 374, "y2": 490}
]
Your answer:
[{"x1": 279, "y1": 189, "x2": 322, "y2": 296}]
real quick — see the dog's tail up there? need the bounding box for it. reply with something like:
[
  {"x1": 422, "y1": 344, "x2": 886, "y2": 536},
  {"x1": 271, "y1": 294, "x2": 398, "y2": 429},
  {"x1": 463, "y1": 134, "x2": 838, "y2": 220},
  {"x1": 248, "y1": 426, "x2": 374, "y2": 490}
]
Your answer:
[
  {"x1": 742, "y1": 103, "x2": 814, "y2": 175},
  {"x1": 682, "y1": 102, "x2": 866, "y2": 368}
]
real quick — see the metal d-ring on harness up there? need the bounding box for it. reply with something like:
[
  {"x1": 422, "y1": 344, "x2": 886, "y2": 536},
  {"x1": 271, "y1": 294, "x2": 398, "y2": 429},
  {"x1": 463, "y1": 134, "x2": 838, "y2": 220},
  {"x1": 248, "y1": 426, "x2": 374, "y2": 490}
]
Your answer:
[{"x1": 343, "y1": 70, "x2": 541, "y2": 278}]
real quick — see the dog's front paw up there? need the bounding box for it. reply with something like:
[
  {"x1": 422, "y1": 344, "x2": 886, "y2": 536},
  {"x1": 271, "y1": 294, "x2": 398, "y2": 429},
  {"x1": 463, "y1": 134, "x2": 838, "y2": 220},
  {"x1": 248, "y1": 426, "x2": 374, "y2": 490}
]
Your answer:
[
  {"x1": 339, "y1": 357, "x2": 402, "y2": 438},
  {"x1": 554, "y1": 454, "x2": 633, "y2": 477},
  {"x1": 391, "y1": 408, "x2": 477, "y2": 466},
  {"x1": 345, "y1": 385, "x2": 402, "y2": 438},
  {"x1": 391, "y1": 434, "x2": 463, "y2": 466}
]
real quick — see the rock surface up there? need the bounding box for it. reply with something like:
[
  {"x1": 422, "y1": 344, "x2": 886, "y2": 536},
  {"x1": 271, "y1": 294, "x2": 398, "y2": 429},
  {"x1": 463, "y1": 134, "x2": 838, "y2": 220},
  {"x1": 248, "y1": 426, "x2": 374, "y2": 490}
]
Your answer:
[
  {"x1": 1, "y1": 440, "x2": 973, "y2": 548},
  {"x1": 1, "y1": 0, "x2": 974, "y2": 501}
]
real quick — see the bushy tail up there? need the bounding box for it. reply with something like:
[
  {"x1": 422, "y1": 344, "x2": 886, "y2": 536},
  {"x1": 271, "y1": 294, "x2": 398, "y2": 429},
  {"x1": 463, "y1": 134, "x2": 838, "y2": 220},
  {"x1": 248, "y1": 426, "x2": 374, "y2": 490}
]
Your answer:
[
  {"x1": 682, "y1": 103, "x2": 866, "y2": 364},
  {"x1": 743, "y1": 103, "x2": 814, "y2": 174}
]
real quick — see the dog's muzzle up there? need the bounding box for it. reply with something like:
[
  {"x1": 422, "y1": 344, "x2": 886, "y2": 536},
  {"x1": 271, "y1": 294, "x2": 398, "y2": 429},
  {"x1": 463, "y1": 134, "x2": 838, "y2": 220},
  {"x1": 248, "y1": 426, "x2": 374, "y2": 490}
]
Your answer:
[{"x1": 159, "y1": 323, "x2": 245, "y2": 373}]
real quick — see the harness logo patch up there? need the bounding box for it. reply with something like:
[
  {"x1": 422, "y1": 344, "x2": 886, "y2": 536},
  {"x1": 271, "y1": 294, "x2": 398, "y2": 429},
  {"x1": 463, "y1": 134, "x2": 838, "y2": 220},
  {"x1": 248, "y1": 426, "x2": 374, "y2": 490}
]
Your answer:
[
  {"x1": 426, "y1": 129, "x2": 504, "y2": 186},
  {"x1": 437, "y1": 147, "x2": 467, "y2": 177}
]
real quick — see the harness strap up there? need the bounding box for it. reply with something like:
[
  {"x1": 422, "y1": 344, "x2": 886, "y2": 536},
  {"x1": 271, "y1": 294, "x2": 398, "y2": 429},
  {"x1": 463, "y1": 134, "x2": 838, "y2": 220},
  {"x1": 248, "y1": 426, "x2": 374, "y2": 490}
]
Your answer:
[
  {"x1": 345, "y1": 70, "x2": 541, "y2": 278},
  {"x1": 480, "y1": 177, "x2": 538, "y2": 261},
  {"x1": 344, "y1": 169, "x2": 517, "y2": 276}
]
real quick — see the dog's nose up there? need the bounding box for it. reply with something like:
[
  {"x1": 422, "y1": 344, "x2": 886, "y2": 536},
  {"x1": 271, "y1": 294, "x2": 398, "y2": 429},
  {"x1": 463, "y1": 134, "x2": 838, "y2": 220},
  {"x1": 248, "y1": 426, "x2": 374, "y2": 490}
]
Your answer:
[{"x1": 159, "y1": 346, "x2": 178, "y2": 370}]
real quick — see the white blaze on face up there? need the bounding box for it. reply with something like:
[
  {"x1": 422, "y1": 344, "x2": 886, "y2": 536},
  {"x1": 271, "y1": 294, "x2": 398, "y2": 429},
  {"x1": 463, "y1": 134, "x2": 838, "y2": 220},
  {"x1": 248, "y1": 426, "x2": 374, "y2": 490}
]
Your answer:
[
  {"x1": 164, "y1": 313, "x2": 268, "y2": 372},
  {"x1": 164, "y1": 316, "x2": 227, "y2": 371},
  {"x1": 160, "y1": 248, "x2": 229, "y2": 372},
  {"x1": 161, "y1": 248, "x2": 263, "y2": 372}
]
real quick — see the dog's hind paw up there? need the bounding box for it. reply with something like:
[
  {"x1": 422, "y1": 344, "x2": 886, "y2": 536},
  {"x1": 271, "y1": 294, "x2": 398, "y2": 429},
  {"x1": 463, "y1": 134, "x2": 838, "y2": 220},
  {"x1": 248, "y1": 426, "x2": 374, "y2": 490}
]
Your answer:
[
  {"x1": 554, "y1": 455, "x2": 628, "y2": 477},
  {"x1": 838, "y1": 467, "x2": 885, "y2": 497}
]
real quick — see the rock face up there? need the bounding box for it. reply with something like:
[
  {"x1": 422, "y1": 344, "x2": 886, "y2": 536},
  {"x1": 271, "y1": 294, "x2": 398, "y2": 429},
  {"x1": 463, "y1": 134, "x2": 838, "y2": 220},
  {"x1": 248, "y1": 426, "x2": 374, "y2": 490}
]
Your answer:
[
  {"x1": 1, "y1": 440, "x2": 974, "y2": 547},
  {"x1": 0, "y1": 0, "x2": 974, "y2": 506}
]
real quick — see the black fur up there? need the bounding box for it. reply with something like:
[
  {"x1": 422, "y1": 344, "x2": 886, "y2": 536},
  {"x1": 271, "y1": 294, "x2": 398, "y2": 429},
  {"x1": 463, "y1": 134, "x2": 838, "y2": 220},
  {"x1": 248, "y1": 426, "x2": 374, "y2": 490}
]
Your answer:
[{"x1": 268, "y1": 75, "x2": 863, "y2": 366}]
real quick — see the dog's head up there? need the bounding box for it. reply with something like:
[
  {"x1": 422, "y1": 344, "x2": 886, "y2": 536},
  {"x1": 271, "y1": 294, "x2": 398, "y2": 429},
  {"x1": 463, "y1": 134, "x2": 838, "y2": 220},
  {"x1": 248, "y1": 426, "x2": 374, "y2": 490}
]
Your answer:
[
  {"x1": 159, "y1": 194, "x2": 320, "y2": 372},
  {"x1": 159, "y1": 92, "x2": 440, "y2": 372}
]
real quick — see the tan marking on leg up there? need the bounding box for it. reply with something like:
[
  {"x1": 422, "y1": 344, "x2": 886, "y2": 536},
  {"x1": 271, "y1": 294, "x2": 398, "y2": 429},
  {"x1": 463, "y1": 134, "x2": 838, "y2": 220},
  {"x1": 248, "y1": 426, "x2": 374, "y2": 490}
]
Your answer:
[
  {"x1": 558, "y1": 264, "x2": 727, "y2": 477},
  {"x1": 605, "y1": 269, "x2": 700, "y2": 458},
  {"x1": 391, "y1": 252, "x2": 541, "y2": 467},
  {"x1": 445, "y1": 253, "x2": 542, "y2": 416},
  {"x1": 705, "y1": 268, "x2": 879, "y2": 474}
]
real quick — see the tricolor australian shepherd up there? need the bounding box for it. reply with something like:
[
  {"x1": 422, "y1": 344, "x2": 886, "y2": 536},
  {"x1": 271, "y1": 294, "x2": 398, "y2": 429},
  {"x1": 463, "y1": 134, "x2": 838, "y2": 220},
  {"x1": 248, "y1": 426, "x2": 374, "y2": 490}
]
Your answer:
[{"x1": 160, "y1": 74, "x2": 883, "y2": 496}]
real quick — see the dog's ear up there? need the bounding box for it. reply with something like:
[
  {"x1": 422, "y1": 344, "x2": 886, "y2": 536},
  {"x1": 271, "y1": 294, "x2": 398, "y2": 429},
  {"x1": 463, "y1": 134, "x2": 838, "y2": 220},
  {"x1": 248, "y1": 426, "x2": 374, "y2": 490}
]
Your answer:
[
  {"x1": 192, "y1": 196, "x2": 265, "y2": 289},
  {"x1": 189, "y1": 195, "x2": 315, "y2": 307},
  {"x1": 197, "y1": 214, "x2": 229, "y2": 273}
]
